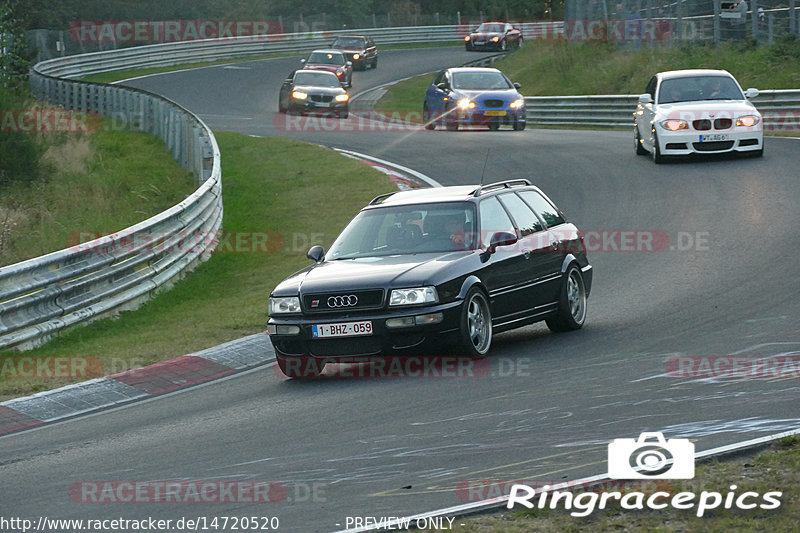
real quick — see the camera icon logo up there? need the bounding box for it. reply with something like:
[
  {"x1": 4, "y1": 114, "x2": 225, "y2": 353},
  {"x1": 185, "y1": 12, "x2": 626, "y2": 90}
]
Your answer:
[{"x1": 608, "y1": 432, "x2": 695, "y2": 479}]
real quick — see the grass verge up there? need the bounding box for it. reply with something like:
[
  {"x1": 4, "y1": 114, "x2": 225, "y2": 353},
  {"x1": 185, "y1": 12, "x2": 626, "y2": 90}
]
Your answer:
[
  {"x1": 419, "y1": 436, "x2": 800, "y2": 532},
  {"x1": 0, "y1": 125, "x2": 195, "y2": 266},
  {"x1": 374, "y1": 38, "x2": 800, "y2": 120},
  {"x1": 0, "y1": 134, "x2": 394, "y2": 400}
]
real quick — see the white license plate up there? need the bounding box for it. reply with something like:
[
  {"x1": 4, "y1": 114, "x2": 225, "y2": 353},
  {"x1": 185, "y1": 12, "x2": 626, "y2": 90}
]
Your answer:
[
  {"x1": 312, "y1": 102, "x2": 330, "y2": 108},
  {"x1": 485, "y1": 110, "x2": 507, "y2": 116},
  {"x1": 699, "y1": 134, "x2": 729, "y2": 142},
  {"x1": 312, "y1": 321, "x2": 373, "y2": 338}
]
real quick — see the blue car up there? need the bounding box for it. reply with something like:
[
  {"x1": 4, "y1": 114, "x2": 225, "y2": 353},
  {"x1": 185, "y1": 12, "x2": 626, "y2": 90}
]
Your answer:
[{"x1": 423, "y1": 67, "x2": 526, "y2": 131}]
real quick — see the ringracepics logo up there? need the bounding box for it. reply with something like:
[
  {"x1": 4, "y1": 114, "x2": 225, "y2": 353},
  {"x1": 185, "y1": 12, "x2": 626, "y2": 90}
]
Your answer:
[
  {"x1": 506, "y1": 432, "x2": 782, "y2": 517},
  {"x1": 608, "y1": 432, "x2": 694, "y2": 479}
]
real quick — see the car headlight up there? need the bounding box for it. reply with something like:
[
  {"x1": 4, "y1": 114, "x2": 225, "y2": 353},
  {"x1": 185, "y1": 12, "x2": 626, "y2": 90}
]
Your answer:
[
  {"x1": 352, "y1": 53, "x2": 360, "y2": 60},
  {"x1": 660, "y1": 119, "x2": 689, "y2": 131},
  {"x1": 491, "y1": 36, "x2": 500, "y2": 42},
  {"x1": 736, "y1": 115, "x2": 760, "y2": 127},
  {"x1": 465, "y1": 36, "x2": 471, "y2": 42},
  {"x1": 389, "y1": 287, "x2": 438, "y2": 307},
  {"x1": 291, "y1": 91, "x2": 307, "y2": 100},
  {"x1": 335, "y1": 94, "x2": 349, "y2": 102},
  {"x1": 510, "y1": 98, "x2": 525, "y2": 109},
  {"x1": 457, "y1": 98, "x2": 475, "y2": 110},
  {"x1": 269, "y1": 296, "x2": 302, "y2": 314},
  {"x1": 336, "y1": 69, "x2": 343, "y2": 77}
]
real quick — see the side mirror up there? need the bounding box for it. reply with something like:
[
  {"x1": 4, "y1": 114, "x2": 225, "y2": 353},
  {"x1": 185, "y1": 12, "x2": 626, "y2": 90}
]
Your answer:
[
  {"x1": 300, "y1": 58, "x2": 306, "y2": 64},
  {"x1": 307, "y1": 245, "x2": 325, "y2": 263},
  {"x1": 745, "y1": 88, "x2": 759, "y2": 99},
  {"x1": 436, "y1": 82, "x2": 447, "y2": 91},
  {"x1": 638, "y1": 93, "x2": 653, "y2": 104},
  {"x1": 346, "y1": 61, "x2": 353, "y2": 68},
  {"x1": 513, "y1": 82, "x2": 521, "y2": 90},
  {"x1": 487, "y1": 231, "x2": 518, "y2": 254}
]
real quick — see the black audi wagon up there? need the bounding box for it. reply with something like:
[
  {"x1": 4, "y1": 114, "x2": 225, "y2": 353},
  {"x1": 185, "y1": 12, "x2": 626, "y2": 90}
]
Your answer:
[{"x1": 268, "y1": 180, "x2": 592, "y2": 378}]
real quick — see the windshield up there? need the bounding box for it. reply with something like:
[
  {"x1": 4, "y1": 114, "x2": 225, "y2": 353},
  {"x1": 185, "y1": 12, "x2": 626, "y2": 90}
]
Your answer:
[
  {"x1": 293, "y1": 71, "x2": 340, "y2": 88},
  {"x1": 327, "y1": 203, "x2": 477, "y2": 259},
  {"x1": 452, "y1": 71, "x2": 513, "y2": 90},
  {"x1": 476, "y1": 23, "x2": 505, "y2": 33},
  {"x1": 332, "y1": 37, "x2": 365, "y2": 48},
  {"x1": 658, "y1": 76, "x2": 744, "y2": 104},
  {"x1": 306, "y1": 52, "x2": 345, "y2": 65}
]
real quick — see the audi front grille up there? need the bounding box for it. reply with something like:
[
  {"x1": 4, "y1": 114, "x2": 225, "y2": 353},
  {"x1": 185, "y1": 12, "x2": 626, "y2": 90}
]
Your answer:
[{"x1": 303, "y1": 289, "x2": 384, "y2": 312}]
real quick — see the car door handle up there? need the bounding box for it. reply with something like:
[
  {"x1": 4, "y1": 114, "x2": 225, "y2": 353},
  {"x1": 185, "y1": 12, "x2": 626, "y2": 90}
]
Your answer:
[
  {"x1": 551, "y1": 240, "x2": 561, "y2": 250},
  {"x1": 522, "y1": 249, "x2": 532, "y2": 259}
]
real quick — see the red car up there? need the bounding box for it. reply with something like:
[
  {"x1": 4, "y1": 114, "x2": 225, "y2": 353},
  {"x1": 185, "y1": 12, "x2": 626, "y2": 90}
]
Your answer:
[
  {"x1": 465, "y1": 22, "x2": 523, "y2": 51},
  {"x1": 301, "y1": 49, "x2": 353, "y2": 88}
]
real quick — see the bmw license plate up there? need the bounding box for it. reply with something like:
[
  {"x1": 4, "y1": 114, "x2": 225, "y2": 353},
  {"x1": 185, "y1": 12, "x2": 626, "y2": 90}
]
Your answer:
[
  {"x1": 699, "y1": 134, "x2": 728, "y2": 142},
  {"x1": 485, "y1": 110, "x2": 507, "y2": 116},
  {"x1": 312, "y1": 102, "x2": 329, "y2": 108},
  {"x1": 312, "y1": 321, "x2": 372, "y2": 338}
]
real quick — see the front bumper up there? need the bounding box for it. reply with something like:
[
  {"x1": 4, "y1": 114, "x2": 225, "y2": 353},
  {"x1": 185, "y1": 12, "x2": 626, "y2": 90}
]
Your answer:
[
  {"x1": 453, "y1": 108, "x2": 525, "y2": 126},
  {"x1": 268, "y1": 300, "x2": 464, "y2": 359},
  {"x1": 656, "y1": 128, "x2": 763, "y2": 155},
  {"x1": 289, "y1": 100, "x2": 348, "y2": 114}
]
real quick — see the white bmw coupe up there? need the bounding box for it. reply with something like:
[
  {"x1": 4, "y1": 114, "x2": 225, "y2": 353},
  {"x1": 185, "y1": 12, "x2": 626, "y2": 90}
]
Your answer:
[{"x1": 634, "y1": 69, "x2": 763, "y2": 163}]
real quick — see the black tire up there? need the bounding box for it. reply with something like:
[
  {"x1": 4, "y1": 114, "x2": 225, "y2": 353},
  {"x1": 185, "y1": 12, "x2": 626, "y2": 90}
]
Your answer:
[
  {"x1": 635, "y1": 125, "x2": 647, "y2": 155},
  {"x1": 513, "y1": 120, "x2": 526, "y2": 131},
  {"x1": 372, "y1": 57, "x2": 378, "y2": 69},
  {"x1": 423, "y1": 104, "x2": 435, "y2": 130},
  {"x1": 546, "y1": 264, "x2": 588, "y2": 332},
  {"x1": 517, "y1": 37, "x2": 524, "y2": 48},
  {"x1": 488, "y1": 121, "x2": 500, "y2": 131},
  {"x1": 459, "y1": 288, "x2": 492, "y2": 356},
  {"x1": 651, "y1": 130, "x2": 665, "y2": 164},
  {"x1": 501, "y1": 39, "x2": 508, "y2": 51},
  {"x1": 276, "y1": 355, "x2": 325, "y2": 378}
]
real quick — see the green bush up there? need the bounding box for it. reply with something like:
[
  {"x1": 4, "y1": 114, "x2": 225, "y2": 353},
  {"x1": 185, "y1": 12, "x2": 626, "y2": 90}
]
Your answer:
[{"x1": 0, "y1": 86, "x2": 43, "y2": 186}]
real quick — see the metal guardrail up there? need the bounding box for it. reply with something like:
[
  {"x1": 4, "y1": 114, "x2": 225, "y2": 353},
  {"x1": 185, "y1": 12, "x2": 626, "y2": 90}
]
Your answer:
[
  {"x1": 45, "y1": 23, "x2": 564, "y2": 79},
  {"x1": 525, "y1": 90, "x2": 800, "y2": 131},
  {"x1": 0, "y1": 64, "x2": 223, "y2": 351}
]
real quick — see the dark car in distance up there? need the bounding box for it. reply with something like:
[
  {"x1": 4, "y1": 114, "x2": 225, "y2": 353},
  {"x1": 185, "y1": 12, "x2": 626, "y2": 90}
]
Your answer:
[
  {"x1": 330, "y1": 35, "x2": 378, "y2": 70},
  {"x1": 278, "y1": 70, "x2": 349, "y2": 117},
  {"x1": 268, "y1": 180, "x2": 592, "y2": 378},
  {"x1": 465, "y1": 22, "x2": 523, "y2": 51},
  {"x1": 301, "y1": 49, "x2": 353, "y2": 87}
]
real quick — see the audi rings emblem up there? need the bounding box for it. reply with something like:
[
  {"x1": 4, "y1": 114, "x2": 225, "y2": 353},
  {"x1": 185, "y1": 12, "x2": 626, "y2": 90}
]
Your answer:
[{"x1": 328, "y1": 295, "x2": 358, "y2": 307}]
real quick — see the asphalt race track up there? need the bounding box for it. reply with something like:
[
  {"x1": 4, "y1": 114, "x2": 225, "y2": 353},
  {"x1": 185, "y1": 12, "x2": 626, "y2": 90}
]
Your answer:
[{"x1": 2, "y1": 47, "x2": 800, "y2": 532}]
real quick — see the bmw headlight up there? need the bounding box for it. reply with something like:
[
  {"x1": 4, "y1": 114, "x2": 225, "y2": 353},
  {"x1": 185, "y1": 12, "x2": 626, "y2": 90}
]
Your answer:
[
  {"x1": 491, "y1": 36, "x2": 500, "y2": 42},
  {"x1": 389, "y1": 287, "x2": 439, "y2": 307},
  {"x1": 353, "y1": 53, "x2": 360, "y2": 60},
  {"x1": 736, "y1": 115, "x2": 760, "y2": 127},
  {"x1": 335, "y1": 94, "x2": 349, "y2": 102},
  {"x1": 291, "y1": 91, "x2": 308, "y2": 100},
  {"x1": 269, "y1": 296, "x2": 301, "y2": 314},
  {"x1": 660, "y1": 119, "x2": 688, "y2": 131},
  {"x1": 510, "y1": 98, "x2": 525, "y2": 109},
  {"x1": 457, "y1": 98, "x2": 475, "y2": 110}
]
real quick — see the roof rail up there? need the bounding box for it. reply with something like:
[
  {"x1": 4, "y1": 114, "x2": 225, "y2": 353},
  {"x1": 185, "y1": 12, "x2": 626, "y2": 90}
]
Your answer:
[
  {"x1": 473, "y1": 179, "x2": 531, "y2": 197},
  {"x1": 369, "y1": 192, "x2": 397, "y2": 205}
]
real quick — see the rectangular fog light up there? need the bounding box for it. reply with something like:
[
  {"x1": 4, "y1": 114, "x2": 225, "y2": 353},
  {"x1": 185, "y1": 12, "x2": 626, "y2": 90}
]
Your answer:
[
  {"x1": 268, "y1": 325, "x2": 300, "y2": 335},
  {"x1": 415, "y1": 312, "x2": 443, "y2": 325},
  {"x1": 386, "y1": 317, "x2": 415, "y2": 329}
]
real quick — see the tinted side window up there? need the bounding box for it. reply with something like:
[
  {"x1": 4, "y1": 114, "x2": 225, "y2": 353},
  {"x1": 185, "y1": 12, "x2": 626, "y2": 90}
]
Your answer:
[
  {"x1": 646, "y1": 76, "x2": 657, "y2": 99},
  {"x1": 478, "y1": 197, "x2": 516, "y2": 249},
  {"x1": 498, "y1": 193, "x2": 544, "y2": 236},
  {"x1": 433, "y1": 70, "x2": 446, "y2": 86},
  {"x1": 519, "y1": 191, "x2": 566, "y2": 228}
]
